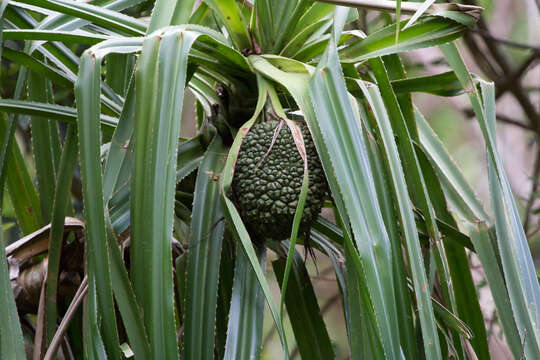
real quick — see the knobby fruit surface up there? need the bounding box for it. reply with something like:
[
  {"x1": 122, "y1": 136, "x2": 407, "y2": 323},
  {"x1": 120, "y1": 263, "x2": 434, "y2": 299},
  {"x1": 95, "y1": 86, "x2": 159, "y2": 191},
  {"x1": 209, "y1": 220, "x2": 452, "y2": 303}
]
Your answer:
[{"x1": 232, "y1": 120, "x2": 327, "y2": 241}]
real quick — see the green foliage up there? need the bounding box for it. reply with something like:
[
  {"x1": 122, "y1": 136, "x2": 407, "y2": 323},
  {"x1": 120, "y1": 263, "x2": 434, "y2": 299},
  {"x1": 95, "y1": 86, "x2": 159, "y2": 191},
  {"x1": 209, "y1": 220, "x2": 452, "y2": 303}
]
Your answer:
[{"x1": 1, "y1": 0, "x2": 539, "y2": 359}]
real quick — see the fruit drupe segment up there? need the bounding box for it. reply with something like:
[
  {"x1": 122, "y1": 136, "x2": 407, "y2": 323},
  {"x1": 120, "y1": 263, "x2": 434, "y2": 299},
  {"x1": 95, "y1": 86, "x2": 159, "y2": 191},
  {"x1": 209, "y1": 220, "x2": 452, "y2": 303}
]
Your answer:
[{"x1": 232, "y1": 120, "x2": 327, "y2": 241}]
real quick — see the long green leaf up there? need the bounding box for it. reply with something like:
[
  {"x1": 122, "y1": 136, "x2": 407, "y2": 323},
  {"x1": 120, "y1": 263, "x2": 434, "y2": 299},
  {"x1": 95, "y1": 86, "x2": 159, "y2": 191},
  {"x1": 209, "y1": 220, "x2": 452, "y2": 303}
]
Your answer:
[
  {"x1": 13, "y1": 0, "x2": 146, "y2": 35},
  {"x1": 76, "y1": 38, "x2": 151, "y2": 359},
  {"x1": 271, "y1": 0, "x2": 313, "y2": 53},
  {"x1": 102, "y1": 83, "x2": 138, "y2": 204},
  {"x1": 131, "y1": 28, "x2": 200, "y2": 359},
  {"x1": 308, "y1": 49, "x2": 402, "y2": 359},
  {"x1": 100, "y1": 104, "x2": 153, "y2": 359},
  {"x1": 176, "y1": 136, "x2": 205, "y2": 182},
  {"x1": 0, "y1": 225, "x2": 25, "y2": 360},
  {"x1": 355, "y1": 77, "x2": 441, "y2": 359},
  {"x1": 416, "y1": 142, "x2": 489, "y2": 359},
  {"x1": 486, "y1": 99, "x2": 540, "y2": 358},
  {"x1": 223, "y1": 243, "x2": 266, "y2": 359},
  {"x1": 33, "y1": 0, "x2": 146, "y2": 33},
  {"x1": 0, "y1": 115, "x2": 43, "y2": 234},
  {"x1": 403, "y1": 0, "x2": 436, "y2": 30},
  {"x1": 340, "y1": 16, "x2": 466, "y2": 63},
  {"x1": 273, "y1": 250, "x2": 335, "y2": 360},
  {"x1": 343, "y1": 229, "x2": 384, "y2": 359},
  {"x1": 467, "y1": 223, "x2": 522, "y2": 359},
  {"x1": 293, "y1": 31, "x2": 354, "y2": 63},
  {"x1": 0, "y1": 65, "x2": 43, "y2": 235},
  {"x1": 101, "y1": 51, "x2": 135, "y2": 213},
  {"x1": 5, "y1": 6, "x2": 79, "y2": 75},
  {"x1": 105, "y1": 53, "x2": 134, "y2": 96},
  {"x1": 376, "y1": 52, "x2": 464, "y2": 356},
  {"x1": 14, "y1": 0, "x2": 144, "y2": 113},
  {"x1": 359, "y1": 100, "x2": 418, "y2": 359},
  {"x1": 441, "y1": 42, "x2": 540, "y2": 358},
  {"x1": 149, "y1": 0, "x2": 197, "y2": 31},
  {"x1": 202, "y1": 0, "x2": 250, "y2": 49},
  {"x1": 0, "y1": 99, "x2": 118, "y2": 128},
  {"x1": 95, "y1": 29, "x2": 230, "y2": 357},
  {"x1": 389, "y1": 71, "x2": 463, "y2": 97},
  {"x1": 293, "y1": 2, "x2": 334, "y2": 34},
  {"x1": 1, "y1": 26, "x2": 124, "y2": 116},
  {"x1": 44, "y1": 124, "x2": 78, "y2": 345},
  {"x1": 0, "y1": 112, "x2": 26, "y2": 359},
  {"x1": 75, "y1": 37, "x2": 148, "y2": 360},
  {"x1": 148, "y1": 0, "x2": 184, "y2": 32},
  {"x1": 84, "y1": 275, "x2": 109, "y2": 359},
  {"x1": 315, "y1": 0, "x2": 481, "y2": 25},
  {"x1": 170, "y1": 0, "x2": 195, "y2": 25},
  {"x1": 252, "y1": 0, "x2": 273, "y2": 52},
  {"x1": 430, "y1": 295, "x2": 473, "y2": 340},
  {"x1": 3, "y1": 29, "x2": 110, "y2": 43},
  {"x1": 183, "y1": 135, "x2": 227, "y2": 359},
  {"x1": 0, "y1": 0, "x2": 8, "y2": 60},
  {"x1": 76, "y1": 50, "x2": 122, "y2": 360},
  {"x1": 1, "y1": 47, "x2": 73, "y2": 87},
  {"x1": 24, "y1": 0, "x2": 142, "y2": 74},
  {"x1": 214, "y1": 235, "x2": 234, "y2": 359},
  {"x1": 281, "y1": 17, "x2": 332, "y2": 58},
  {"x1": 416, "y1": 110, "x2": 489, "y2": 222},
  {"x1": 105, "y1": 224, "x2": 151, "y2": 360},
  {"x1": 417, "y1": 110, "x2": 522, "y2": 358},
  {"x1": 28, "y1": 70, "x2": 61, "y2": 224}
]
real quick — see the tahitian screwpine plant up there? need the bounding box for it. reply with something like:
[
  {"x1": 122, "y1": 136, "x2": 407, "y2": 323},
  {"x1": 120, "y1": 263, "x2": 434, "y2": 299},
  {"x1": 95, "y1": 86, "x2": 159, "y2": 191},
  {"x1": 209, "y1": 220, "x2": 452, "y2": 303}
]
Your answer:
[{"x1": 1, "y1": 0, "x2": 539, "y2": 359}]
